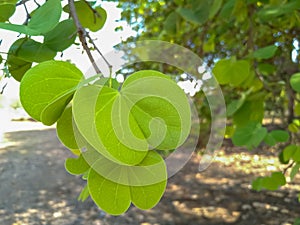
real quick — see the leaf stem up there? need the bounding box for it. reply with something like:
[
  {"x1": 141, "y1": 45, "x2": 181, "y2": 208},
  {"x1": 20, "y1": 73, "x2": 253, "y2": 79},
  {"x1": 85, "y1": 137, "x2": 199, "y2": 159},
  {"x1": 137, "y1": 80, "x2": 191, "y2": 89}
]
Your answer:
[
  {"x1": 68, "y1": 0, "x2": 112, "y2": 77},
  {"x1": 68, "y1": 0, "x2": 101, "y2": 74}
]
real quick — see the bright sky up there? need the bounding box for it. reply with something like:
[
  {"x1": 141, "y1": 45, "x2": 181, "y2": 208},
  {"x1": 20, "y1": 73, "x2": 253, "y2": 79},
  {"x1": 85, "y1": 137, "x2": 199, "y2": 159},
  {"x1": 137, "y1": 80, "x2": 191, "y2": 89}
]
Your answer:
[{"x1": 0, "y1": 1, "x2": 135, "y2": 102}]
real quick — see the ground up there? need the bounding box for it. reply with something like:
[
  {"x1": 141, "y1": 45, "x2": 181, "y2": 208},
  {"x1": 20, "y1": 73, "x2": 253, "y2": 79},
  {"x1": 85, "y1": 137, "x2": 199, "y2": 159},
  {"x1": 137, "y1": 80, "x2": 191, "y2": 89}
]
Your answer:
[{"x1": 0, "y1": 122, "x2": 299, "y2": 225}]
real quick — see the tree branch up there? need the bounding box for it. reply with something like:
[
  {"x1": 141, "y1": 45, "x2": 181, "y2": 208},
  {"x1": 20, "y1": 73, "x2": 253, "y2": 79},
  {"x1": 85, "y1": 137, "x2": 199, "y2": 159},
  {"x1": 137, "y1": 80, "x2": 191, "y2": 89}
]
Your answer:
[{"x1": 68, "y1": 0, "x2": 101, "y2": 74}]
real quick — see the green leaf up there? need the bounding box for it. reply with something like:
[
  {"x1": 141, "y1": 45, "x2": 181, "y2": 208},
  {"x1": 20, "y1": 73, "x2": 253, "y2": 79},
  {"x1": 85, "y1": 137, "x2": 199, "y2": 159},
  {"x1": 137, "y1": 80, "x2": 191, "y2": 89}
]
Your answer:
[
  {"x1": 253, "y1": 45, "x2": 278, "y2": 60},
  {"x1": 44, "y1": 19, "x2": 77, "y2": 51},
  {"x1": 282, "y1": 145, "x2": 300, "y2": 162},
  {"x1": 56, "y1": 106, "x2": 78, "y2": 150},
  {"x1": 0, "y1": 4, "x2": 15, "y2": 22},
  {"x1": 65, "y1": 154, "x2": 90, "y2": 175},
  {"x1": 6, "y1": 55, "x2": 32, "y2": 82},
  {"x1": 64, "y1": 1, "x2": 107, "y2": 32},
  {"x1": 163, "y1": 12, "x2": 180, "y2": 35},
  {"x1": 209, "y1": 0, "x2": 223, "y2": 19},
  {"x1": 290, "y1": 163, "x2": 300, "y2": 181},
  {"x1": 0, "y1": 23, "x2": 40, "y2": 35},
  {"x1": 119, "y1": 70, "x2": 191, "y2": 150},
  {"x1": 233, "y1": 100, "x2": 264, "y2": 127},
  {"x1": 20, "y1": 61, "x2": 84, "y2": 125},
  {"x1": 27, "y1": 0, "x2": 62, "y2": 34},
  {"x1": 288, "y1": 123, "x2": 299, "y2": 133},
  {"x1": 73, "y1": 71, "x2": 191, "y2": 165},
  {"x1": 88, "y1": 151, "x2": 167, "y2": 215},
  {"x1": 213, "y1": 58, "x2": 251, "y2": 86},
  {"x1": 8, "y1": 38, "x2": 56, "y2": 63},
  {"x1": 78, "y1": 185, "x2": 90, "y2": 202},
  {"x1": 264, "y1": 130, "x2": 290, "y2": 146},
  {"x1": 252, "y1": 177, "x2": 264, "y2": 191},
  {"x1": 258, "y1": 1, "x2": 300, "y2": 21},
  {"x1": 73, "y1": 84, "x2": 148, "y2": 166},
  {"x1": 262, "y1": 172, "x2": 286, "y2": 191},
  {"x1": 294, "y1": 218, "x2": 300, "y2": 225},
  {"x1": 290, "y1": 73, "x2": 300, "y2": 93},
  {"x1": 0, "y1": 0, "x2": 61, "y2": 35},
  {"x1": 176, "y1": 1, "x2": 210, "y2": 25},
  {"x1": 295, "y1": 103, "x2": 300, "y2": 116},
  {"x1": 252, "y1": 172, "x2": 286, "y2": 191},
  {"x1": 219, "y1": 0, "x2": 235, "y2": 19},
  {"x1": 257, "y1": 63, "x2": 276, "y2": 76},
  {"x1": 232, "y1": 122, "x2": 267, "y2": 149},
  {"x1": 227, "y1": 94, "x2": 246, "y2": 116}
]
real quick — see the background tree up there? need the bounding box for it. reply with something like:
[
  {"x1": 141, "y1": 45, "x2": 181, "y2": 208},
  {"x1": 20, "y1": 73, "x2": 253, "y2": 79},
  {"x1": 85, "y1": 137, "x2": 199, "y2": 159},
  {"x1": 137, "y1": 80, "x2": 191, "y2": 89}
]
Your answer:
[{"x1": 113, "y1": 0, "x2": 300, "y2": 198}]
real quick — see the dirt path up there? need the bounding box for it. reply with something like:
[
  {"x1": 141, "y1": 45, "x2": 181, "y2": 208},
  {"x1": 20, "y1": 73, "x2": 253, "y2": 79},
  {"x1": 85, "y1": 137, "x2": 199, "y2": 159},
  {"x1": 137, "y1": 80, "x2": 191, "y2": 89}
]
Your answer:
[{"x1": 0, "y1": 122, "x2": 299, "y2": 225}]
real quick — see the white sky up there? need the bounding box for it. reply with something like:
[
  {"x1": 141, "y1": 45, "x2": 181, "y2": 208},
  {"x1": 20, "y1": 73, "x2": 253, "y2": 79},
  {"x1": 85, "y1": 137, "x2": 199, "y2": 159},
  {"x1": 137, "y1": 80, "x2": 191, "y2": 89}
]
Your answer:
[{"x1": 0, "y1": 1, "x2": 135, "y2": 102}]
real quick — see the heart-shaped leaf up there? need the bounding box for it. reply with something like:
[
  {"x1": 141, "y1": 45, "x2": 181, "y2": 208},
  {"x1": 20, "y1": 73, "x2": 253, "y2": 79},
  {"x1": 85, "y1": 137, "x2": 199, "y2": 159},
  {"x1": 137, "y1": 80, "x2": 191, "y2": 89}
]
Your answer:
[
  {"x1": 73, "y1": 71, "x2": 191, "y2": 165},
  {"x1": 213, "y1": 57, "x2": 251, "y2": 86},
  {"x1": 20, "y1": 60, "x2": 84, "y2": 125},
  {"x1": 88, "y1": 150, "x2": 167, "y2": 215},
  {"x1": 232, "y1": 122, "x2": 267, "y2": 149}
]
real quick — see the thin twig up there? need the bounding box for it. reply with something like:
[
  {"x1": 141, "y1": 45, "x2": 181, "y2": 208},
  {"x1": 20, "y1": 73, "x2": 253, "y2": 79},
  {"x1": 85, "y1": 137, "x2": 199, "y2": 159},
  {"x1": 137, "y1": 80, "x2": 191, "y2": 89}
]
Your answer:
[
  {"x1": 86, "y1": 33, "x2": 113, "y2": 75},
  {"x1": 16, "y1": 0, "x2": 30, "y2": 6},
  {"x1": 283, "y1": 161, "x2": 295, "y2": 175},
  {"x1": 0, "y1": 83, "x2": 7, "y2": 94},
  {"x1": 68, "y1": 0, "x2": 101, "y2": 74},
  {"x1": 23, "y1": 2, "x2": 31, "y2": 25}
]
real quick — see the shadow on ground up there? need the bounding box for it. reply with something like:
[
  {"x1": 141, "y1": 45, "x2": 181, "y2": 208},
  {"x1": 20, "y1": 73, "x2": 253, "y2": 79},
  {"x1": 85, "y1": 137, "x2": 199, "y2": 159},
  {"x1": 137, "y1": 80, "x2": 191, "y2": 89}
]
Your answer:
[{"x1": 0, "y1": 126, "x2": 299, "y2": 225}]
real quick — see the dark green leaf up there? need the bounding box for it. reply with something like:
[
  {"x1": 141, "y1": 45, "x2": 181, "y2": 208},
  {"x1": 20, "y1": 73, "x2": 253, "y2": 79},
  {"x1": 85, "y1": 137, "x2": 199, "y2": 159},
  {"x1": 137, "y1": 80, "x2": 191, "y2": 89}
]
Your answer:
[
  {"x1": 0, "y1": 4, "x2": 16, "y2": 22},
  {"x1": 9, "y1": 38, "x2": 56, "y2": 63},
  {"x1": 6, "y1": 55, "x2": 32, "y2": 82},
  {"x1": 44, "y1": 19, "x2": 77, "y2": 51},
  {"x1": 253, "y1": 45, "x2": 278, "y2": 60},
  {"x1": 232, "y1": 122, "x2": 267, "y2": 149}
]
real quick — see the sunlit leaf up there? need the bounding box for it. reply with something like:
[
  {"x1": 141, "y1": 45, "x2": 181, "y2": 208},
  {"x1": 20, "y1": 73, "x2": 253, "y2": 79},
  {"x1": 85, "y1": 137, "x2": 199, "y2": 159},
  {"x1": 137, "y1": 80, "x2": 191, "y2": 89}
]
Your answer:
[
  {"x1": 88, "y1": 151, "x2": 167, "y2": 215},
  {"x1": 65, "y1": 154, "x2": 90, "y2": 175},
  {"x1": 20, "y1": 61, "x2": 84, "y2": 125},
  {"x1": 57, "y1": 106, "x2": 78, "y2": 150},
  {"x1": 213, "y1": 58, "x2": 251, "y2": 86}
]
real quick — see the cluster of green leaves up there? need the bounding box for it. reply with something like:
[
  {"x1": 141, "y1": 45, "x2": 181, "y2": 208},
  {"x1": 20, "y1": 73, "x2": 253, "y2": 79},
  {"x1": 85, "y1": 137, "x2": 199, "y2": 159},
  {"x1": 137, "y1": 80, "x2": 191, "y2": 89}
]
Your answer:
[
  {"x1": 0, "y1": 0, "x2": 107, "y2": 81},
  {"x1": 19, "y1": 61, "x2": 191, "y2": 214},
  {"x1": 0, "y1": 0, "x2": 191, "y2": 215},
  {"x1": 114, "y1": 0, "x2": 300, "y2": 206}
]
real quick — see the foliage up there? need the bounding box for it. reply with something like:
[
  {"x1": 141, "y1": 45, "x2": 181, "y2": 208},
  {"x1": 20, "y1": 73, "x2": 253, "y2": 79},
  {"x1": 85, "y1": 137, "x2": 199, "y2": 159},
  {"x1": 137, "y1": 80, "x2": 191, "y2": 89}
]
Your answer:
[
  {"x1": 0, "y1": 0, "x2": 300, "y2": 219},
  {"x1": 113, "y1": 0, "x2": 300, "y2": 208},
  {"x1": 0, "y1": 0, "x2": 191, "y2": 215}
]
